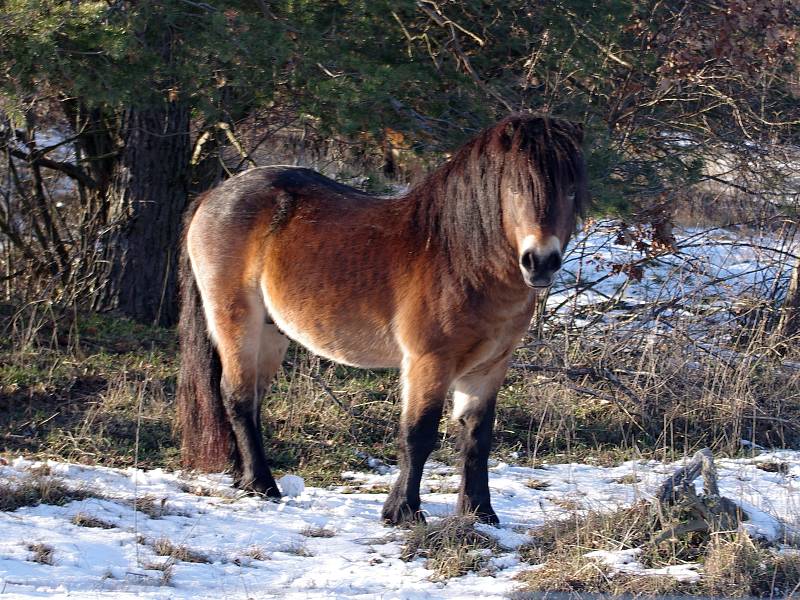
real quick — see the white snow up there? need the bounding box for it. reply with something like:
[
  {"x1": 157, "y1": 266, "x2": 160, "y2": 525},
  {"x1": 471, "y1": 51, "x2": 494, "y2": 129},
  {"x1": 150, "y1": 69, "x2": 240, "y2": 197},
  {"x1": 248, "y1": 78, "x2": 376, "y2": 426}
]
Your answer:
[
  {"x1": 278, "y1": 475, "x2": 306, "y2": 498},
  {"x1": 1, "y1": 451, "x2": 799, "y2": 599}
]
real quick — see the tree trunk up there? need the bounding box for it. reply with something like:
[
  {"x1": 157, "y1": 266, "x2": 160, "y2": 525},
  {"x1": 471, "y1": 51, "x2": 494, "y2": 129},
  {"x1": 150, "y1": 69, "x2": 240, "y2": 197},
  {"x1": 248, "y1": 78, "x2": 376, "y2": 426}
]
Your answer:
[{"x1": 95, "y1": 102, "x2": 191, "y2": 326}]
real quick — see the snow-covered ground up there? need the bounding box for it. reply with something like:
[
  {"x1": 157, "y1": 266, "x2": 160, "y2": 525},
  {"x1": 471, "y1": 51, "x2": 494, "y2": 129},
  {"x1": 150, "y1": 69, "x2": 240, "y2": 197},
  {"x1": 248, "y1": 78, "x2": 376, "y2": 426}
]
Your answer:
[
  {"x1": 1, "y1": 451, "x2": 800, "y2": 599},
  {"x1": 1, "y1": 223, "x2": 798, "y2": 598}
]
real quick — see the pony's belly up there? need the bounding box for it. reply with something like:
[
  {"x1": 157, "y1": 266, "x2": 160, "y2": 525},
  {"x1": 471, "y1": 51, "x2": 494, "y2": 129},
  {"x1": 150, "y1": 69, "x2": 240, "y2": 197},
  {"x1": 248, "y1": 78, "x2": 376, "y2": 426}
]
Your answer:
[
  {"x1": 263, "y1": 298, "x2": 402, "y2": 369},
  {"x1": 284, "y1": 322, "x2": 402, "y2": 368}
]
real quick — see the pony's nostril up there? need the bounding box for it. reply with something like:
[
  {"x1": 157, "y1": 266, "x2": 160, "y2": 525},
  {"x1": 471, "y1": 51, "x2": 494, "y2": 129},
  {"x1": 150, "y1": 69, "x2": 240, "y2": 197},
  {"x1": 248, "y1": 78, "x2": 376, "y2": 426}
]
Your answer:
[
  {"x1": 521, "y1": 250, "x2": 536, "y2": 272},
  {"x1": 543, "y1": 251, "x2": 561, "y2": 273}
]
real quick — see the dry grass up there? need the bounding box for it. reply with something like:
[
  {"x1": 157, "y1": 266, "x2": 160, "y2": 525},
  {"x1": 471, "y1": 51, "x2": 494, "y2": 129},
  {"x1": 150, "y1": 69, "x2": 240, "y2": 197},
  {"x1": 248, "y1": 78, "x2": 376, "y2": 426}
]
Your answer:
[
  {"x1": 71, "y1": 512, "x2": 115, "y2": 529},
  {"x1": 0, "y1": 475, "x2": 89, "y2": 512},
  {"x1": 281, "y1": 543, "x2": 314, "y2": 557},
  {"x1": 300, "y1": 526, "x2": 336, "y2": 538},
  {"x1": 502, "y1": 313, "x2": 800, "y2": 465},
  {"x1": 549, "y1": 497, "x2": 583, "y2": 511},
  {"x1": 755, "y1": 460, "x2": 790, "y2": 474},
  {"x1": 614, "y1": 473, "x2": 641, "y2": 484},
  {"x1": 519, "y1": 501, "x2": 800, "y2": 598},
  {"x1": 517, "y1": 553, "x2": 686, "y2": 596},
  {"x1": 241, "y1": 545, "x2": 269, "y2": 561},
  {"x1": 401, "y1": 515, "x2": 498, "y2": 580},
  {"x1": 176, "y1": 481, "x2": 230, "y2": 498},
  {"x1": 27, "y1": 542, "x2": 55, "y2": 565},
  {"x1": 124, "y1": 494, "x2": 188, "y2": 519},
  {"x1": 524, "y1": 478, "x2": 551, "y2": 490},
  {"x1": 150, "y1": 537, "x2": 210, "y2": 564},
  {"x1": 521, "y1": 503, "x2": 654, "y2": 564},
  {"x1": 704, "y1": 532, "x2": 800, "y2": 597}
]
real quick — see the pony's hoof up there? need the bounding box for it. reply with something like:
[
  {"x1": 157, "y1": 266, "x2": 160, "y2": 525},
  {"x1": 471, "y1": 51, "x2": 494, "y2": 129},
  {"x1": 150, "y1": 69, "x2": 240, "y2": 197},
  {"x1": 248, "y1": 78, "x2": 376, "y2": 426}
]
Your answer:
[
  {"x1": 382, "y1": 501, "x2": 425, "y2": 527},
  {"x1": 235, "y1": 475, "x2": 282, "y2": 500},
  {"x1": 253, "y1": 482, "x2": 282, "y2": 500}
]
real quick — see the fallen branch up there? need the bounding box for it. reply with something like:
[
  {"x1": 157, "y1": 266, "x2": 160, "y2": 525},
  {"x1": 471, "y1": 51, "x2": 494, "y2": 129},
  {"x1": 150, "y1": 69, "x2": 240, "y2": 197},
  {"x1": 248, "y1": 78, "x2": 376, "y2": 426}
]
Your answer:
[{"x1": 652, "y1": 448, "x2": 746, "y2": 544}]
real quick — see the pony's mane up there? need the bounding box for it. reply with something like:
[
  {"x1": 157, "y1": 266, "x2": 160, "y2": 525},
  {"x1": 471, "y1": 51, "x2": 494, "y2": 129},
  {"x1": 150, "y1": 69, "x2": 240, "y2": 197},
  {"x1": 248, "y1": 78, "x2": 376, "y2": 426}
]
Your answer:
[{"x1": 408, "y1": 114, "x2": 587, "y2": 285}]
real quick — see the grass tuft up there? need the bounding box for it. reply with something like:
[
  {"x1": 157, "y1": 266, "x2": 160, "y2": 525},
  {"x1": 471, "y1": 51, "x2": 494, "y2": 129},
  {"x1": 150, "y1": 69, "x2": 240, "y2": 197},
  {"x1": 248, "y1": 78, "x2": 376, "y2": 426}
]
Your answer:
[
  {"x1": 401, "y1": 515, "x2": 498, "y2": 580},
  {"x1": 126, "y1": 494, "x2": 188, "y2": 519},
  {"x1": 71, "y1": 512, "x2": 115, "y2": 529},
  {"x1": 27, "y1": 542, "x2": 55, "y2": 565},
  {"x1": 142, "y1": 561, "x2": 174, "y2": 585},
  {"x1": 300, "y1": 526, "x2": 336, "y2": 538},
  {"x1": 281, "y1": 543, "x2": 314, "y2": 557},
  {"x1": 704, "y1": 532, "x2": 800, "y2": 597},
  {"x1": 151, "y1": 538, "x2": 210, "y2": 564},
  {"x1": 241, "y1": 545, "x2": 269, "y2": 561},
  {"x1": 516, "y1": 553, "x2": 685, "y2": 596},
  {"x1": 524, "y1": 478, "x2": 550, "y2": 490},
  {"x1": 0, "y1": 475, "x2": 89, "y2": 512}
]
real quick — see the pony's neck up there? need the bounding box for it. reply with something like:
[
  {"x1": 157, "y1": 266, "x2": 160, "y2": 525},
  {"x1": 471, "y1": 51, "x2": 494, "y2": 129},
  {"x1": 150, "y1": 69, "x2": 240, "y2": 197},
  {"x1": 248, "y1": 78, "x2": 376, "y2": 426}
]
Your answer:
[{"x1": 402, "y1": 154, "x2": 519, "y2": 288}]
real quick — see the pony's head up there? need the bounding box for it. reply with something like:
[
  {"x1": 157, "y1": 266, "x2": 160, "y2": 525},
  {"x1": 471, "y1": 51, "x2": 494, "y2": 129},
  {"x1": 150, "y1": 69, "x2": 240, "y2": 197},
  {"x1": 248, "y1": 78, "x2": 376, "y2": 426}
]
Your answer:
[
  {"x1": 496, "y1": 115, "x2": 588, "y2": 289},
  {"x1": 414, "y1": 113, "x2": 588, "y2": 290}
]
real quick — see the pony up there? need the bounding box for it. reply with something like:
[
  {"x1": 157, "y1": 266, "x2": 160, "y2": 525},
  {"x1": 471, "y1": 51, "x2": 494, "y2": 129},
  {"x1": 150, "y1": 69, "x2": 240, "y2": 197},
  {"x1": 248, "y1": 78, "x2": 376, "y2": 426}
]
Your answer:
[{"x1": 177, "y1": 114, "x2": 588, "y2": 525}]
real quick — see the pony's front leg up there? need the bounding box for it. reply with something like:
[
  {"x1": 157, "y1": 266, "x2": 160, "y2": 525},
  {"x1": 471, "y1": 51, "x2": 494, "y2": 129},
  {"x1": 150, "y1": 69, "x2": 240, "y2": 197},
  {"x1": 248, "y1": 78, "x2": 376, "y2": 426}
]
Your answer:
[
  {"x1": 382, "y1": 357, "x2": 450, "y2": 526},
  {"x1": 451, "y1": 363, "x2": 508, "y2": 525}
]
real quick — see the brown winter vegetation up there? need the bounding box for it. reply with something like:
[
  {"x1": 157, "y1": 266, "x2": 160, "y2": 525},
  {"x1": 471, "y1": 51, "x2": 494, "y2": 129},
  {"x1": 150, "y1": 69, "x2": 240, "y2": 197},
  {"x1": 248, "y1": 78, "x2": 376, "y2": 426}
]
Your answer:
[
  {"x1": 517, "y1": 452, "x2": 800, "y2": 598},
  {"x1": 27, "y1": 543, "x2": 55, "y2": 566},
  {"x1": 150, "y1": 537, "x2": 210, "y2": 564},
  {"x1": 401, "y1": 515, "x2": 498, "y2": 580},
  {"x1": 0, "y1": 473, "x2": 89, "y2": 512},
  {"x1": 71, "y1": 512, "x2": 115, "y2": 529}
]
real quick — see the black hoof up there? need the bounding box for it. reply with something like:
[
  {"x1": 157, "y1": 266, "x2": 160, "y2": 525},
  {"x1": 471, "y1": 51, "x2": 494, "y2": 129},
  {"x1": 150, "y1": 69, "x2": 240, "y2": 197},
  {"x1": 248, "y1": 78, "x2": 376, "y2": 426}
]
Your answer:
[
  {"x1": 382, "y1": 499, "x2": 425, "y2": 527},
  {"x1": 234, "y1": 473, "x2": 281, "y2": 500}
]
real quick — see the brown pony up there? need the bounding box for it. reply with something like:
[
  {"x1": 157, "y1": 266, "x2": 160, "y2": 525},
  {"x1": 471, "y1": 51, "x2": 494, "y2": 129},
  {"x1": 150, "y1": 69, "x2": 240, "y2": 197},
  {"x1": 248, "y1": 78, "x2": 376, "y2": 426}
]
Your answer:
[{"x1": 177, "y1": 114, "x2": 588, "y2": 525}]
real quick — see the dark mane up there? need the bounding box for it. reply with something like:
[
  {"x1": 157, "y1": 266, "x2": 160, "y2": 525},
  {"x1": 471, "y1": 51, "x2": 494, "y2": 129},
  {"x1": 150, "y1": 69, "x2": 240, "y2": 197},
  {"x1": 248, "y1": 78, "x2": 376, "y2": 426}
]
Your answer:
[{"x1": 408, "y1": 114, "x2": 587, "y2": 284}]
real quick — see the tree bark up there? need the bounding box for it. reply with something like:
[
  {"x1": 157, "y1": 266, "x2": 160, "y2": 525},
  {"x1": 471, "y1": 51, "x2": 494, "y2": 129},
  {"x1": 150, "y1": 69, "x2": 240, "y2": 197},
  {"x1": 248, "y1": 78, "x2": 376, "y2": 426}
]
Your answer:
[{"x1": 95, "y1": 102, "x2": 191, "y2": 326}]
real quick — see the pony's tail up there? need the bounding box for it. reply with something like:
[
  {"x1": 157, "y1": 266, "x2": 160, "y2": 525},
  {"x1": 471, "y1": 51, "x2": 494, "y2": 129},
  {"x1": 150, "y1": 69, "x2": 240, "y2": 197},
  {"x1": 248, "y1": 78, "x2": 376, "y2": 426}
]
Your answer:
[{"x1": 176, "y1": 195, "x2": 235, "y2": 472}]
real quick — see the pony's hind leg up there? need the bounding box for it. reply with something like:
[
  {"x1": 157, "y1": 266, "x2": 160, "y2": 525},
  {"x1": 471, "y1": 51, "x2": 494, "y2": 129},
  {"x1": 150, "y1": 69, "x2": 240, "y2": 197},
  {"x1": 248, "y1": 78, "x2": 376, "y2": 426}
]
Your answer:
[
  {"x1": 451, "y1": 360, "x2": 509, "y2": 525},
  {"x1": 210, "y1": 292, "x2": 282, "y2": 497},
  {"x1": 382, "y1": 356, "x2": 451, "y2": 525}
]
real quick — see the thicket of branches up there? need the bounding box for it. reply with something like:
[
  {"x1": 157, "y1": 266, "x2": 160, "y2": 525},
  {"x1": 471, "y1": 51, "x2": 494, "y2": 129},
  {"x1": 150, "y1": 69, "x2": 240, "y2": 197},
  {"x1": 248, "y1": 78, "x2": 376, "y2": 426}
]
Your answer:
[{"x1": 0, "y1": 0, "x2": 798, "y2": 326}]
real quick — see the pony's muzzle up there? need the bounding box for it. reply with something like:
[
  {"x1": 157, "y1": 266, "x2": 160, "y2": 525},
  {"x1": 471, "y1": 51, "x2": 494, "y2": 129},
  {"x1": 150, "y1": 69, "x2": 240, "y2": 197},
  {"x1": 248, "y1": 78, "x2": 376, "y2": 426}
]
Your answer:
[{"x1": 520, "y1": 247, "x2": 562, "y2": 289}]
